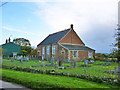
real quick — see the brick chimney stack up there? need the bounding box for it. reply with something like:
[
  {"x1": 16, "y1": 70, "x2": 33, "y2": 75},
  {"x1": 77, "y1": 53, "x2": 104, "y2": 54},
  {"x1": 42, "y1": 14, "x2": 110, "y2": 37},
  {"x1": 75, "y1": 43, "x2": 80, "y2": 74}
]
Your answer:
[{"x1": 70, "y1": 24, "x2": 73, "y2": 29}]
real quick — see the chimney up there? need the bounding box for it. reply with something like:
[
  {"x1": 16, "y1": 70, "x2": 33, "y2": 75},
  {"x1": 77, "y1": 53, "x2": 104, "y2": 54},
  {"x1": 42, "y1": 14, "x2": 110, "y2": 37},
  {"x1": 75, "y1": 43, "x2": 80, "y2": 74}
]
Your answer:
[
  {"x1": 5, "y1": 39, "x2": 7, "y2": 43},
  {"x1": 70, "y1": 24, "x2": 73, "y2": 29},
  {"x1": 8, "y1": 37, "x2": 11, "y2": 42}
]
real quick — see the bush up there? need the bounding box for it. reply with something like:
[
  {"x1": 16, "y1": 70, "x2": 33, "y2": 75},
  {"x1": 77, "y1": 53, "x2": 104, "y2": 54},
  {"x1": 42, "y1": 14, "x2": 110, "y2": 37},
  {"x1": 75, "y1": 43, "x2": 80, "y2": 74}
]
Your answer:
[
  {"x1": 92, "y1": 76, "x2": 98, "y2": 82},
  {"x1": 97, "y1": 78, "x2": 103, "y2": 83}
]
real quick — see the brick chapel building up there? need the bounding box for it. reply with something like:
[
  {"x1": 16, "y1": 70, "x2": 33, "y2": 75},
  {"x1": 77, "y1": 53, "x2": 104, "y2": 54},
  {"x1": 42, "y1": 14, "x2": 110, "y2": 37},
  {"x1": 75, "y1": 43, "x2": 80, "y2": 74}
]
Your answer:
[{"x1": 37, "y1": 24, "x2": 95, "y2": 61}]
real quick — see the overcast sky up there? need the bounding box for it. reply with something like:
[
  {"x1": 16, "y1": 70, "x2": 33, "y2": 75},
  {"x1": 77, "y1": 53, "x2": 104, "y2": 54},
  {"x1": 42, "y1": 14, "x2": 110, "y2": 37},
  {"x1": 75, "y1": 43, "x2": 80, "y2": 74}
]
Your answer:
[{"x1": 1, "y1": 0, "x2": 119, "y2": 53}]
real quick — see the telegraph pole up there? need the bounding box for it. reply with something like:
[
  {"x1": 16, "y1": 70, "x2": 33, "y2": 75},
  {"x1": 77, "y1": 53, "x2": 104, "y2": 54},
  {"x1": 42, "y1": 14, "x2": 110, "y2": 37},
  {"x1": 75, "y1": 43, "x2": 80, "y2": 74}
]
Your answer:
[{"x1": 117, "y1": 1, "x2": 120, "y2": 61}]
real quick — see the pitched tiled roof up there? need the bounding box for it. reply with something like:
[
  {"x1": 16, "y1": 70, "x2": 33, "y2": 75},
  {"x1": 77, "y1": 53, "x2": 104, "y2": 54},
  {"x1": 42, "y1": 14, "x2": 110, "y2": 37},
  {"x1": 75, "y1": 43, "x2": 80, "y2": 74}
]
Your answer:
[
  {"x1": 61, "y1": 44, "x2": 95, "y2": 51},
  {"x1": 37, "y1": 28, "x2": 71, "y2": 47}
]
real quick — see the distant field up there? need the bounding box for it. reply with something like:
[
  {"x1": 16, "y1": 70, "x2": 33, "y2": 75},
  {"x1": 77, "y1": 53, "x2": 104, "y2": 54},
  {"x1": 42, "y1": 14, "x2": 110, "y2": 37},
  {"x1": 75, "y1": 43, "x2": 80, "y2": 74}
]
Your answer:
[
  {"x1": 2, "y1": 68, "x2": 119, "y2": 88},
  {"x1": 2, "y1": 59, "x2": 119, "y2": 79}
]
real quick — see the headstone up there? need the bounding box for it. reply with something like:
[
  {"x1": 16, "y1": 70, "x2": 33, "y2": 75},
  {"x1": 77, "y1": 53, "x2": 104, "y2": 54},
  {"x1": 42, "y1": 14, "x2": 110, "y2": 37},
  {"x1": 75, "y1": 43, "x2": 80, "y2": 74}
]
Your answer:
[
  {"x1": 20, "y1": 57, "x2": 23, "y2": 64},
  {"x1": 40, "y1": 62, "x2": 45, "y2": 67},
  {"x1": 26, "y1": 56, "x2": 29, "y2": 62},
  {"x1": 67, "y1": 60, "x2": 70, "y2": 63},
  {"x1": 11, "y1": 57, "x2": 14, "y2": 62},
  {"x1": 51, "y1": 58, "x2": 54, "y2": 65},
  {"x1": 84, "y1": 60, "x2": 88, "y2": 65},
  {"x1": 90, "y1": 60, "x2": 94, "y2": 64},
  {"x1": 58, "y1": 66, "x2": 65, "y2": 69},
  {"x1": 8, "y1": 56, "x2": 9, "y2": 60},
  {"x1": 32, "y1": 55, "x2": 33, "y2": 60},
  {"x1": 119, "y1": 61, "x2": 120, "y2": 64},
  {"x1": 14, "y1": 56, "x2": 16, "y2": 60},
  {"x1": 35, "y1": 55, "x2": 37, "y2": 60},
  {"x1": 47, "y1": 56, "x2": 49, "y2": 62},
  {"x1": 105, "y1": 61, "x2": 110, "y2": 66},
  {"x1": 114, "y1": 67, "x2": 120, "y2": 73},
  {"x1": 71, "y1": 61, "x2": 76, "y2": 68}
]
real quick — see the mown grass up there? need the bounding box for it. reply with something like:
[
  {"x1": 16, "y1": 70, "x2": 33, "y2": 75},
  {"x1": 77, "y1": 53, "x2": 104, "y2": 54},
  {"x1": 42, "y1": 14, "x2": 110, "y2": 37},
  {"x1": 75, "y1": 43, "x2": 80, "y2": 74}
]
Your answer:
[
  {"x1": 2, "y1": 68, "x2": 119, "y2": 88},
  {"x1": 2, "y1": 59, "x2": 119, "y2": 78}
]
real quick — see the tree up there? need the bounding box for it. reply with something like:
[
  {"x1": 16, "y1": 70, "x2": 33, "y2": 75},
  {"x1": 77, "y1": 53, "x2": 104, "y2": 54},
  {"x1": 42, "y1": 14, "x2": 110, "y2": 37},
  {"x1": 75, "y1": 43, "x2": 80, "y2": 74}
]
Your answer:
[
  {"x1": 20, "y1": 46, "x2": 32, "y2": 56},
  {"x1": 111, "y1": 25, "x2": 120, "y2": 61},
  {"x1": 30, "y1": 49, "x2": 37, "y2": 55},
  {"x1": 13, "y1": 38, "x2": 31, "y2": 46}
]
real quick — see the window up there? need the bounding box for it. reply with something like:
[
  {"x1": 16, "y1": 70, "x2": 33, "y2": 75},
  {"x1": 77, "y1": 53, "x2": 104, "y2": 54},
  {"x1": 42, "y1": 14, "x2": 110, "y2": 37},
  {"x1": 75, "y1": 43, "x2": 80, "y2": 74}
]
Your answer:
[
  {"x1": 42, "y1": 47, "x2": 45, "y2": 54},
  {"x1": 89, "y1": 52, "x2": 92, "y2": 58},
  {"x1": 52, "y1": 45, "x2": 55, "y2": 55},
  {"x1": 47, "y1": 46, "x2": 49, "y2": 55},
  {"x1": 74, "y1": 51, "x2": 77, "y2": 58}
]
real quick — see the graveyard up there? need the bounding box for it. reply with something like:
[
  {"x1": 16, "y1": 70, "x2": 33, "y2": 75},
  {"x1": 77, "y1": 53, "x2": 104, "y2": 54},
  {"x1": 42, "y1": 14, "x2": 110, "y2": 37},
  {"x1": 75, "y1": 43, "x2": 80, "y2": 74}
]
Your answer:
[
  {"x1": 1, "y1": 56, "x2": 120, "y2": 88},
  {"x1": 2, "y1": 57, "x2": 119, "y2": 79}
]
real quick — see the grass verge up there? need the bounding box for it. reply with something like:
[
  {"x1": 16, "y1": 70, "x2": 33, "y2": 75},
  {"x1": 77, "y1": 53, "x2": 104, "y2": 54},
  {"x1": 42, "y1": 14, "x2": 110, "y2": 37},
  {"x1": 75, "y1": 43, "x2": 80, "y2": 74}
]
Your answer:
[{"x1": 1, "y1": 68, "x2": 119, "y2": 89}]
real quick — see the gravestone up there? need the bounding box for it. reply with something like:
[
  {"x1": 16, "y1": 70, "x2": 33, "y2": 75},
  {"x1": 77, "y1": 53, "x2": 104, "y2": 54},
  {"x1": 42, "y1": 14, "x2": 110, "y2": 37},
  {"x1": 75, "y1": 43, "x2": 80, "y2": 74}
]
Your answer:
[
  {"x1": 71, "y1": 61, "x2": 76, "y2": 68},
  {"x1": 105, "y1": 61, "x2": 110, "y2": 66},
  {"x1": 32, "y1": 55, "x2": 33, "y2": 60},
  {"x1": 14, "y1": 56, "x2": 16, "y2": 60},
  {"x1": 90, "y1": 60, "x2": 94, "y2": 64},
  {"x1": 26, "y1": 56, "x2": 29, "y2": 62},
  {"x1": 119, "y1": 61, "x2": 120, "y2": 64},
  {"x1": 65, "y1": 59, "x2": 70, "y2": 63},
  {"x1": 8, "y1": 56, "x2": 9, "y2": 60},
  {"x1": 20, "y1": 57, "x2": 23, "y2": 64},
  {"x1": 35, "y1": 55, "x2": 37, "y2": 60},
  {"x1": 40, "y1": 62, "x2": 45, "y2": 67},
  {"x1": 67, "y1": 60, "x2": 70, "y2": 63},
  {"x1": 47, "y1": 56, "x2": 49, "y2": 62},
  {"x1": 84, "y1": 60, "x2": 88, "y2": 66},
  {"x1": 58, "y1": 66, "x2": 65, "y2": 69},
  {"x1": 114, "y1": 67, "x2": 120, "y2": 73},
  {"x1": 11, "y1": 57, "x2": 14, "y2": 62},
  {"x1": 51, "y1": 58, "x2": 54, "y2": 65}
]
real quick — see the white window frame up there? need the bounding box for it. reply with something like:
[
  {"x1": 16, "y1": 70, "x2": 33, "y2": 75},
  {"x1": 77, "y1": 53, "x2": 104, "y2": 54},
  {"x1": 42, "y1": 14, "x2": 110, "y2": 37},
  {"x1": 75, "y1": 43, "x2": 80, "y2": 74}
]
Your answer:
[
  {"x1": 52, "y1": 45, "x2": 55, "y2": 55},
  {"x1": 89, "y1": 51, "x2": 92, "y2": 58},
  {"x1": 74, "y1": 51, "x2": 77, "y2": 58},
  {"x1": 42, "y1": 47, "x2": 45, "y2": 54},
  {"x1": 47, "y1": 46, "x2": 49, "y2": 55}
]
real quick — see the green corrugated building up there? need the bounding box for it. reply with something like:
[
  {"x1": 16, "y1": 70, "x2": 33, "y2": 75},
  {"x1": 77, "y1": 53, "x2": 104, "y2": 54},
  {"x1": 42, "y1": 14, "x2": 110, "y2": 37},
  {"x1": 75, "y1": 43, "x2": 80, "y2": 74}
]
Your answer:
[{"x1": 1, "y1": 42, "x2": 21, "y2": 56}]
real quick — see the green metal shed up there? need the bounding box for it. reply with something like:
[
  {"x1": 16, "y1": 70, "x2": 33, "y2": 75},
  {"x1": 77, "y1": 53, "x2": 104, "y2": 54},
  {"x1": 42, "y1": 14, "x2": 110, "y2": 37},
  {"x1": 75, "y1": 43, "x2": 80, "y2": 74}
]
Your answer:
[{"x1": 1, "y1": 42, "x2": 21, "y2": 56}]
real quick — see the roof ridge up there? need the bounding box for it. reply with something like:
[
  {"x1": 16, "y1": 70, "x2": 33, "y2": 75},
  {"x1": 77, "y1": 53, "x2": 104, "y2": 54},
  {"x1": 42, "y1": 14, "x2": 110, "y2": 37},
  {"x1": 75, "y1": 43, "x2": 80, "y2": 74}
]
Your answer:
[{"x1": 50, "y1": 28, "x2": 71, "y2": 35}]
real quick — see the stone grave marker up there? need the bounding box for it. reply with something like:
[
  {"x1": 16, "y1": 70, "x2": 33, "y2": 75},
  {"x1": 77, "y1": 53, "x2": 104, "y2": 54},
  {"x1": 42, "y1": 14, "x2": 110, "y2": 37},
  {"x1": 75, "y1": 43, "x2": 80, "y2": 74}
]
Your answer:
[
  {"x1": 40, "y1": 62, "x2": 45, "y2": 67},
  {"x1": 11, "y1": 57, "x2": 14, "y2": 62},
  {"x1": 119, "y1": 61, "x2": 120, "y2": 64},
  {"x1": 114, "y1": 67, "x2": 120, "y2": 73},
  {"x1": 89, "y1": 60, "x2": 94, "y2": 64},
  {"x1": 35, "y1": 55, "x2": 37, "y2": 60},
  {"x1": 14, "y1": 56, "x2": 16, "y2": 60},
  {"x1": 32, "y1": 55, "x2": 33, "y2": 60},
  {"x1": 71, "y1": 61, "x2": 76, "y2": 68},
  {"x1": 51, "y1": 58, "x2": 54, "y2": 65},
  {"x1": 8, "y1": 56, "x2": 9, "y2": 60},
  {"x1": 84, "y1": 60, "x2": 88, "y2": 66},
  {"x1": 20, "y1": 57, "x2": 23, "y2": 64},
  {"x1": 105, "y1": 61, "x2": 110, "y2": 66},
  {"x1": 26, "y1": 56, "x2": 29, "y2": 62}
]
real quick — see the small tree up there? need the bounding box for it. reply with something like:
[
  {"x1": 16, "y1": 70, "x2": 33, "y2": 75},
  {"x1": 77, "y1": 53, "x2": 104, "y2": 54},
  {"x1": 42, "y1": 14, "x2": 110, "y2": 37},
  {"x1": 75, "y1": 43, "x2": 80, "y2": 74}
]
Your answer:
[{"x1": 55, "y1": 46, "x2": 64, "y2": 66}]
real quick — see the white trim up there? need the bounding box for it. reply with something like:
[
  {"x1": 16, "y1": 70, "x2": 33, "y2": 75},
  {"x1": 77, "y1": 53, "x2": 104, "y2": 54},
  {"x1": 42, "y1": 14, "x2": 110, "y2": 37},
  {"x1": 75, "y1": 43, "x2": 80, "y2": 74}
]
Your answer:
[
  {"x1": 69, "y1": 50, "x2": 93, "y2": 51},
  {"x1": 59, "y1": 43, "x2": 84, "y2": 46},
  {"x1": 58, "y1": 43, "x2": 69, "y2": 50}
]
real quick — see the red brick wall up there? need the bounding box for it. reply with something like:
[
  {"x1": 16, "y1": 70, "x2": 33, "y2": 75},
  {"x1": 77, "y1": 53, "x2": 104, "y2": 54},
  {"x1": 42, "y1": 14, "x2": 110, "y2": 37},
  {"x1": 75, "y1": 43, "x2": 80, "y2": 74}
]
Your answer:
[
  {"x1": 58, "y1": 29, "x2": 85, "y2": 45},
  {"x1": 78, "y1": 51, "x2": 88, "y2": 59}
]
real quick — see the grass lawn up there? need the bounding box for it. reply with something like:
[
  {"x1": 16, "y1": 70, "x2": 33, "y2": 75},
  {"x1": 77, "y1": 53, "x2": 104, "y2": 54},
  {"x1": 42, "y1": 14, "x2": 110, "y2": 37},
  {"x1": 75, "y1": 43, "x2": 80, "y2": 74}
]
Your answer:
[
  {"x1": 1, "y1": 68, "x2": 119, "y2": 88},
  {"x1": 2, "y1": 59, "x2": 119, "y2": 79}
]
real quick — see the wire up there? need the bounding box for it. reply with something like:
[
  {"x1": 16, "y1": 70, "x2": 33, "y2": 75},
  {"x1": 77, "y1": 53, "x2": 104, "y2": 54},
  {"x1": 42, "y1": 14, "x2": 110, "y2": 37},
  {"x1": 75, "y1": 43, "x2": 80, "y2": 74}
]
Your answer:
[{"x1": 0, "y1": 2, "x2": 8, "y2": 7}]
